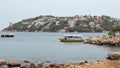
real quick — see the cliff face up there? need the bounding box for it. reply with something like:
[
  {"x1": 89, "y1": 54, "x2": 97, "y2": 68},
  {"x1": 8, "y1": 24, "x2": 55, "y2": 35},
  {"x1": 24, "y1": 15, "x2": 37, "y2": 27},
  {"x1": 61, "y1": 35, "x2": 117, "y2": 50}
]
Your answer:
[{"x1": 3, "y1": 15, "x2": 120, "y2": 32}]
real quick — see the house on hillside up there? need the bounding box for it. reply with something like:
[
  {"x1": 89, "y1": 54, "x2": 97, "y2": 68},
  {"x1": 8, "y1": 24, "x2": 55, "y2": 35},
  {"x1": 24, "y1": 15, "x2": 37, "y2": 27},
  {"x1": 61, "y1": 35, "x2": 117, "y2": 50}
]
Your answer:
[{"x1": 115, "y1": 31, "x2": 120, "y2": 36}]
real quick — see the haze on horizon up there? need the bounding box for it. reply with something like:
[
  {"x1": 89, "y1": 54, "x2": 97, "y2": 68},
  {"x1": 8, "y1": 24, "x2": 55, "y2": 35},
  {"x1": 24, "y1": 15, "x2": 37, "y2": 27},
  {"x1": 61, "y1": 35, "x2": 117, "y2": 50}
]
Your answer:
[{"x1": 0, "y1": 0, "x2": 120, "y2": 31}]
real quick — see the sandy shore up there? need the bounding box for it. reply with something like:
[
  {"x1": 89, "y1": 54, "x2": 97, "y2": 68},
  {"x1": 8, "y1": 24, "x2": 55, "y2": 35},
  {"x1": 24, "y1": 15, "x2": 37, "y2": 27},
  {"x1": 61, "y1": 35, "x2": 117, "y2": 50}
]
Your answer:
[
  {"x1": 64, "y1": 60, "x2": 120, "y2": 68},
  {"x1": 42, "y1": 60, "x2": 120, "y2": 68}
]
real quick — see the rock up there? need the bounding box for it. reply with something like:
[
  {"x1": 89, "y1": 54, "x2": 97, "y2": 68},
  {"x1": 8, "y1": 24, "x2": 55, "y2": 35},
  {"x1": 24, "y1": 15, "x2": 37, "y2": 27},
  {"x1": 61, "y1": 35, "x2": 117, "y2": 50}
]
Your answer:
[
  {"x1": 21, "y1": 63, "x2": 37, "y2": 68},
  {"x1": 0, "y1": 59, "x2": 7, "y2": 66},
  {"x1": 21, "y1": 65, "x2": 29, "y2": 68},
  {"x1": 107, "y1": 52, "x2": 120, "y2": 60},
  {"x1": 37, "y1": 64, "x2": 43, "y2": 68},
  {"x1": 85, "y1": 61, "x2": 88, "y2": 63},
  {"x1": 8, "y1": 62, "x2": 21, "y2": 67},
  {"x1": 49, "y1": 64, "x2": 57, "y2": 68},
  {"x1": 28, "y1": 63, "x2": 37, "y2": 68},
  {"x1": 58, "y1": 64, "x2": 64, "y2": 68},
  {"x1": 80, "y1": 62, "x2": 85, "y2": 65},
  {"x1": 86, "y1": 37, "x2": 120, "y2": 46},
  {"x1": 45, "y1": 61, "x2": 51, "y2": 63},
  {"x1": 24, "y1": 60, "x2": 31, "y2": 63}
]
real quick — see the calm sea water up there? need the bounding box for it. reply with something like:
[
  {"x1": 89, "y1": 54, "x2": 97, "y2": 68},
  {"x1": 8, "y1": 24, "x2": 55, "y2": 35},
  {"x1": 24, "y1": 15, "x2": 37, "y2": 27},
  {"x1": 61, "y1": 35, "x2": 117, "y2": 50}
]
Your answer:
[{"x1": 0, "y1": 32, "x2": 120, "y2": 63}]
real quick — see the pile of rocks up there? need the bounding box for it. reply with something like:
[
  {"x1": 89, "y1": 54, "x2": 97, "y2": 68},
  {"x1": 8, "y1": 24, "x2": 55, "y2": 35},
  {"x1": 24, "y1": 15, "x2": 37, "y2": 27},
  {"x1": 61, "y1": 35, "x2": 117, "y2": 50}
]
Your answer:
[
  {"x1": 0, "y1": 60, "x2": 21, "y2": 68},
  {"x1": 86, "y1": 37, "x2": 120, "y2": 46}
]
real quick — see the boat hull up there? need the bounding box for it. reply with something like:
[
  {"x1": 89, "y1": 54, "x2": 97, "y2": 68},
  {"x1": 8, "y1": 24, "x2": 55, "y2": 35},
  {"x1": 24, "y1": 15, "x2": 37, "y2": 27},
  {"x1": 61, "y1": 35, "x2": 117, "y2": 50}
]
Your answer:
[
  {"x1": 60, "y1": 39, "x2": 84, "y2": 42},
  {"x1": 1, "y1": 35, "x2": 14, "y2": 38}
]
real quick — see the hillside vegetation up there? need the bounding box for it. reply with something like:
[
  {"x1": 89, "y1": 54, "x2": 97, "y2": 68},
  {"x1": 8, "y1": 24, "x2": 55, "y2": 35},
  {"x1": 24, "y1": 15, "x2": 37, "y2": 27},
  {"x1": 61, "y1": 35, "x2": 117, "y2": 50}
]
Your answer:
[{"x1": 3, "y1": 15, "x2": 120, "y2": 32}]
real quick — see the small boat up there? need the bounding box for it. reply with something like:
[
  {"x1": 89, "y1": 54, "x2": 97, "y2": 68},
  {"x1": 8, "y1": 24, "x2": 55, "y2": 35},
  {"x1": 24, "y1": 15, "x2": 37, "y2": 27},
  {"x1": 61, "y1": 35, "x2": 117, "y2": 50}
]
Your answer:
[
  {"x1": 1, "y1": 33, "x2": 14, "y2": 38},
  {"x1": 60, "y1": 34, "x2": 84, "y2": 42}
]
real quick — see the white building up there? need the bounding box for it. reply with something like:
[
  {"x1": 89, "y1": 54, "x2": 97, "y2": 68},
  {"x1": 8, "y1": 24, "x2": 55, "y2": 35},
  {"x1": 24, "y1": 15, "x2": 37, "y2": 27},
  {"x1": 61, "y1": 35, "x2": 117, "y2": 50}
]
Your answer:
[
  {"x1": 68, "y1": 20, "x2": 75, "y2": 27},
  {"x1": 56, "y1": 21, "x2": 60, "y2": 25}
]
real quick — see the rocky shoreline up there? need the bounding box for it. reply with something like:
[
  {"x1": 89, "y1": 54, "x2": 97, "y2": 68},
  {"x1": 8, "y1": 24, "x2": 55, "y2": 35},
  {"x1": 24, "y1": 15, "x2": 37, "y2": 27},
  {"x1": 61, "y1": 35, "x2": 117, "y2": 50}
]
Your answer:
[
  {"x1": 0, "y1": 60, "x2": 120, "y2": 68},
  {"x1": 0, "y1": 52, "x2": 120, "y2": 68},
  {"x1": 86, "y1": 36, "x2": 120, "y2": 46}
]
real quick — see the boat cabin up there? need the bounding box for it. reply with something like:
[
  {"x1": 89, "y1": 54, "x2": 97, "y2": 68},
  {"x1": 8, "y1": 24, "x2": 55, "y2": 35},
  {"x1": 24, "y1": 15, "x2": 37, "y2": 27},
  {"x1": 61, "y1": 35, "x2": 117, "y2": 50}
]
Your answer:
[
  {"x1": 64, "y1": 35, "x2": 83, "y2": 40},
  {"x1": 60, "y1": 34, "x2": 84, "y2": 42}
]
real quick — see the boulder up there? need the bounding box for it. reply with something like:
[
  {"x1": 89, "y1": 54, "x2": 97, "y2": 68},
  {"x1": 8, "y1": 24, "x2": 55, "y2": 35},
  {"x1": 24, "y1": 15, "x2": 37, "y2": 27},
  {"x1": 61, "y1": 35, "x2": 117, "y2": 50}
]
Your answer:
[
  {"x1": 37, "y1": 64, "x2": 43, "y2": 68},
  {"x1": 21, "y1": 65, "x2": 29, "y2": 68},
  {"x1": 24, "y1": 60, "x2": 31, "y2": 63},
  {"x1": 8, "y1": 62, "x2": 21, "y2": 67},
  {"x1": 107, "y1": 52, "x2": 120, "y2": 60},
  {"x1": 0, "y1": 59, "x2": 7, "y2": 66},
  {"x1": 49, "y1": 64, "x2": 58, "y2": 68},
  {"x1": 28, "y1": 63, "x2": 37, "y2": 68}
]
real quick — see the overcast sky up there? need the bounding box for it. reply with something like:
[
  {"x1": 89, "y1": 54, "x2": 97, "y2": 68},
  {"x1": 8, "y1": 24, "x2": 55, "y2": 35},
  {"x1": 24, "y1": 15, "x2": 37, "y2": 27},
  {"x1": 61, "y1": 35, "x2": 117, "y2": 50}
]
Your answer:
[{"x1": 0, "y1": 0, "x2": 120, "y2": 30}]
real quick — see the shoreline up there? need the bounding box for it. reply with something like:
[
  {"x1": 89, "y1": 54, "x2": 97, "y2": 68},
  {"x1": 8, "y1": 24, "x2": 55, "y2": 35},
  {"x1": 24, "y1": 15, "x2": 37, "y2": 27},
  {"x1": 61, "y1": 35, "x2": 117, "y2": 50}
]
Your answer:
[
  {"x1": 0, "y1": 52, "x2": 120, "y2": 68},
  {"x1": 0, "y1": 59, "x2": 120, "y2": 68},
  {"x1": 86, "y1": 36, "x2": 120, "y2": 46}
]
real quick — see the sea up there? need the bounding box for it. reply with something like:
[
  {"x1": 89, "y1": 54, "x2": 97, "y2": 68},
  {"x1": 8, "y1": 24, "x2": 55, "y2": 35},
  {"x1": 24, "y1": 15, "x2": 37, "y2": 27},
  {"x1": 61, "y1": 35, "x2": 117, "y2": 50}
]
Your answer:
[{"x1": 0, "y1": 32, "x2": 120, "y2": 63}]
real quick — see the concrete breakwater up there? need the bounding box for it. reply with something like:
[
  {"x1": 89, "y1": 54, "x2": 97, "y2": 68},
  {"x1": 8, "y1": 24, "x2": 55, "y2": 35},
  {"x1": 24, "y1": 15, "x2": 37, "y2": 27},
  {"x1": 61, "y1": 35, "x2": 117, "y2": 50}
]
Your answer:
[{"x1": 86, "y1": 36, "x2": 120, "y2": 46}]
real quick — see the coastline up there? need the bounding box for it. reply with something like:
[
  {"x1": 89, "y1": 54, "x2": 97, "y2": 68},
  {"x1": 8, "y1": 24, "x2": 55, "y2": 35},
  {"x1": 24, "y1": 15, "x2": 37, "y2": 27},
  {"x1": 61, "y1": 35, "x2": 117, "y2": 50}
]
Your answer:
[
  {"x1": 86, "y1": 36, "x2": 120, "y2": 46},
  {"x1": 0, "y1": 59, "x2": 120, "y2": 68}
]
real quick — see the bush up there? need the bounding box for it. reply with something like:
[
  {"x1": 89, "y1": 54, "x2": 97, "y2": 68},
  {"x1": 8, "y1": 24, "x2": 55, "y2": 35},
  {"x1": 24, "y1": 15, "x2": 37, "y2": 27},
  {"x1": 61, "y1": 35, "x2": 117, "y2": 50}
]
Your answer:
[{"x1": 108, "y1": 31, "x2": 115, "y2": 37}]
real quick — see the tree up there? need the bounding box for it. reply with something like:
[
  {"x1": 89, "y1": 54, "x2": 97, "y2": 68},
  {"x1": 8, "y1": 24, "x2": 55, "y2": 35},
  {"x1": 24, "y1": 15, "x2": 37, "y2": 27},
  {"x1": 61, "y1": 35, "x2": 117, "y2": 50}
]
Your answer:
[
  {"x1": 108, "y1": 31, "x2": 115, "y2": 37},
  {"x1": 112, "y1": 26, "x2": 120, "y2": 32},
  {"x1": 101, "y1": 20, "x2": 113, "y2": 31},
  {"x1": 28, "y1": 25, "x2": 36, "y2": 32}
]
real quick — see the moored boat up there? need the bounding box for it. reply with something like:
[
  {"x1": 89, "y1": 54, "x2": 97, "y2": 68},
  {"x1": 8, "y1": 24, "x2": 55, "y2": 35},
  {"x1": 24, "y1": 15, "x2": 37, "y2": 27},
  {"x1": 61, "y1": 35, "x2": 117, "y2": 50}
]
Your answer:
[
  {"x1": 1, "y1": 33, "x2": 14, "y2": 38},
  {"x1": 60, "y1": 34, "x2": 84, "y2": 42}
]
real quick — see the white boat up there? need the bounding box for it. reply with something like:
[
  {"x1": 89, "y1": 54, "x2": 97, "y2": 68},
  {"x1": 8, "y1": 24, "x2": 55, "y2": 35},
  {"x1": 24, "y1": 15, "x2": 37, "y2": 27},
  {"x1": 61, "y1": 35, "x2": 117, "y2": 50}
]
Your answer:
[{"x1": 60, "y1": 34, "x2": 84, "y2": 42}]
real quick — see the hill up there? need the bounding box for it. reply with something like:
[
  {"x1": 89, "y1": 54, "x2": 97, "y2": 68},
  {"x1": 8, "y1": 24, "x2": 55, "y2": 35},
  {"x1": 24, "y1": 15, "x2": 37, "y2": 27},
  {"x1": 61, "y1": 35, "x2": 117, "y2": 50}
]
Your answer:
[{"x1": 2, "y1": 15, "x2": 120, "y2": 32}]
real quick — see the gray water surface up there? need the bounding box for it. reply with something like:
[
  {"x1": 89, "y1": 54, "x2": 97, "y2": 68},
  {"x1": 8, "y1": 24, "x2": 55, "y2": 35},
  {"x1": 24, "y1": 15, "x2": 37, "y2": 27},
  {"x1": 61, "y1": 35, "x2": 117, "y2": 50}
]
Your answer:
[{"x1": 0, "y1": 32, "x2": 120, "y2": 63}]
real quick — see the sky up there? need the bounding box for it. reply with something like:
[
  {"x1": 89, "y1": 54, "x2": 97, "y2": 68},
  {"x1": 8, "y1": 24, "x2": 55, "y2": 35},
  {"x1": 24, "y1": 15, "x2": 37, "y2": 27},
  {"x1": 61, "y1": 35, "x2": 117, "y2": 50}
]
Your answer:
[{"x1": 0, "y1": 0, "x2": 120, "y2": 30}]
